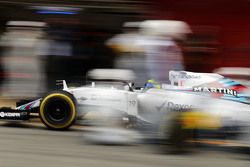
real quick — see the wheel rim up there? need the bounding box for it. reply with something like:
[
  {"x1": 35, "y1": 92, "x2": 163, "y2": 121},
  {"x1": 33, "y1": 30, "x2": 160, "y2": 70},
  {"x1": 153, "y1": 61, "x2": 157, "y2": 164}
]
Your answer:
[{"x1": 43, "y1": 98, "x2": 71, "y2": 124}]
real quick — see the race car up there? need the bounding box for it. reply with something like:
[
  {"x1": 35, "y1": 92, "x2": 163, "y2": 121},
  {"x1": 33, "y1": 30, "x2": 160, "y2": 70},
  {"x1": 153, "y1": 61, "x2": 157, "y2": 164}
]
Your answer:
[{"x1": 0, "y1": 69, "x2": 250, "y2": 134}]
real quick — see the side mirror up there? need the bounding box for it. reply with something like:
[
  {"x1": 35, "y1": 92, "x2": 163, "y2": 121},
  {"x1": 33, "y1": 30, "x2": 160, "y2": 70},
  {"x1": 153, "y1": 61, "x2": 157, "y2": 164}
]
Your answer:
[
  {"x1": 128, "y1": 82, "x2": 134, "y2": 87},
  {"x1": 127, "y1": 82, "x2": 134, "y2": 91}
]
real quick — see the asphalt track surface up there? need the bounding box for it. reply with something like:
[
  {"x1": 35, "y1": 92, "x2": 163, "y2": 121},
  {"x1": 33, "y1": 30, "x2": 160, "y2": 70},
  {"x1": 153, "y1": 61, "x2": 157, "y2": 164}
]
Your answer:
[{"x1": 0, "y1": 122, "x2": 249, "y2": 167}]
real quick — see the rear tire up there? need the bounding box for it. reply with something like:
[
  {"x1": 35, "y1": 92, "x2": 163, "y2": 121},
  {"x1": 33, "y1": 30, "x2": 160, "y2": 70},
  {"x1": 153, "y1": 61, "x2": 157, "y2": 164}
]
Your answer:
[
  {"x1": 161, "y1": 112, "x2": 195, "y2": 154},
  {"x1": 39, "y1": 91, "x2": 76, "y2": 130}
]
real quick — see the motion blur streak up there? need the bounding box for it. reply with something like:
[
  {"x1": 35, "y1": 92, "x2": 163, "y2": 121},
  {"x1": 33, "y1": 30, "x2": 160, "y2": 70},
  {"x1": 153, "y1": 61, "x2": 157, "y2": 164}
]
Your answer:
[{"x1": 0, "y1": 1, "x2": 249, "y2": 167}]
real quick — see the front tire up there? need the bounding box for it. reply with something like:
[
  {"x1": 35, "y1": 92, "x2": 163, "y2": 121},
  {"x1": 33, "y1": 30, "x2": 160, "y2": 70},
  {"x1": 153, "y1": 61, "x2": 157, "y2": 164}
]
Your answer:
[{"x1": 39, "y1": 91, "x2": 76, "y2": 130}]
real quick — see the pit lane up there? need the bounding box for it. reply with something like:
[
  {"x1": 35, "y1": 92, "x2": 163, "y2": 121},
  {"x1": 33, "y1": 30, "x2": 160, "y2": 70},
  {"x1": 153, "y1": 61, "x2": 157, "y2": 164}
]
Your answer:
[
  {"x1": 0, "y1": 98, "x2": 249, "y2": 166},
  {"x1": 0, "y1": 122, "x2": 249, "y2": 167}
]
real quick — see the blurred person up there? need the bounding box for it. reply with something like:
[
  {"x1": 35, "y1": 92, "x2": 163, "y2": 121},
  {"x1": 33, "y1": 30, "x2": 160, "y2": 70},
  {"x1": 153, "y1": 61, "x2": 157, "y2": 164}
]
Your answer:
[
  {"x1": 0, "y1": 21, "x2": 48, "y2": 99},
  {"x1": 138, "y1": 20, "x2": 191, "y2": 83},
  {"x1": 106, "y1": 21, "x2": 147, "y2": 86},
  {"x1": 45, "y1": 28, "x2": 73, "y2": 91},
  {"x1": 0, "y1": 33, "x2": 5, "y2": 92}
]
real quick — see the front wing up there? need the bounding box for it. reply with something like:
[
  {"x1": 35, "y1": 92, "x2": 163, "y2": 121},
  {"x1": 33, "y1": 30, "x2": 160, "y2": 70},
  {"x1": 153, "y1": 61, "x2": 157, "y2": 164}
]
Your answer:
[{"x1": 0, "y1": 107, "x2": 30, "y2": 120}]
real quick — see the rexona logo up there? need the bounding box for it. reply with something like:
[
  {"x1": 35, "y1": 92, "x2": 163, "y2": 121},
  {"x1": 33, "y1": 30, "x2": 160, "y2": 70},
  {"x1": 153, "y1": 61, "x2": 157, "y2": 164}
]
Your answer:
[
  {"x1": 156, "y1": 101, "x2": 192, "y2": 112},
  {"x1": 0, "y1": 112, "x2": 21, "y2": 118},
  {"x1": 193, "y1": 87, "x2": 237, "y2": 97}
]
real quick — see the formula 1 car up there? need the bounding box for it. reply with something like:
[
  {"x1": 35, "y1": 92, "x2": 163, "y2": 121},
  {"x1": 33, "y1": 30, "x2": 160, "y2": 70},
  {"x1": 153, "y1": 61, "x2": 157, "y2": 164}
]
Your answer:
[{"x1": 0, "y1": 69, "x2": 250, "y2": 134}]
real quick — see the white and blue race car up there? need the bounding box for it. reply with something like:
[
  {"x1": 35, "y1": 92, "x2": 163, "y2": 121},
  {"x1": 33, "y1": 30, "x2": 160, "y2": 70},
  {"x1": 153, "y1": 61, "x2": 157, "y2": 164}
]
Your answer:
[{"x1": 0, "y1": 69, "x2": 250, "y2": 136}]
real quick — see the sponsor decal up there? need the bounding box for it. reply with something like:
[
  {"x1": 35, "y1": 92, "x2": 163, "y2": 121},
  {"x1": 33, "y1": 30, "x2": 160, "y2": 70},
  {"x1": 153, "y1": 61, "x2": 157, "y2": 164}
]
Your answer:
[
  {"x1": 0, "y1": 112, "x2": 21, "y2": 118},
  {"x1": 77, "y1": 95, "x2": 122, "y2": 102},
  {"x1": 88, "y1": 95, "x2": 122, "y2": 102},
  {"x1": 77, "y1": 97, "x2": 88, "y2": 101},
  {"x1": 156, "y1": 101, "x2": 192, "y2": 112},
  {"x1": 193, "y1": 87, "x2": 237, "y2": 97},
  {"x1": 170, "y1": 71, "x2": 201, "y2": 80}
]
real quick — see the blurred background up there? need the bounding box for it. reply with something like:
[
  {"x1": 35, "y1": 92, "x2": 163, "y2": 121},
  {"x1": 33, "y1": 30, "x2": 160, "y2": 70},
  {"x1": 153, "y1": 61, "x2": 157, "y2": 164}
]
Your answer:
[
  {"x1": 0, "y1": 0, "x2": 249, "y2": 98},
  {"x1": 0, "y1": 0, "x2": 151, "y2": 98},
  {"x1": 0, "y1": 1, "x2": 250, "y2": 167}
]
